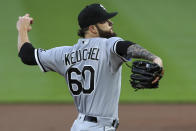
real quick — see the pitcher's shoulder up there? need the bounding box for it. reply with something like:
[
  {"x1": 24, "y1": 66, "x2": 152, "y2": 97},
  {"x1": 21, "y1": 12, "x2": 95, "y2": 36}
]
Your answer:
[
  {"x1": 91, "y1": 37, "x2": 123, "y2": 44},
  {"x1": 107, "y1": 37, "x2": 123, "y2": 44}
]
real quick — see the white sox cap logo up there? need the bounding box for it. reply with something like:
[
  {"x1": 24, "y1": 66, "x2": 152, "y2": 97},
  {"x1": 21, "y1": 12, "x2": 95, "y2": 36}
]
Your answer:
[{"x1": 100, "y1": 4, "x2": 106, "y2": 10}]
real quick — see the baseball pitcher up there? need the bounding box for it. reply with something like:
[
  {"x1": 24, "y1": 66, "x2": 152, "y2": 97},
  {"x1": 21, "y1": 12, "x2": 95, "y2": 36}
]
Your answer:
[{"x1": 17, "y1": 3, "x2": 163, "y2": 131}]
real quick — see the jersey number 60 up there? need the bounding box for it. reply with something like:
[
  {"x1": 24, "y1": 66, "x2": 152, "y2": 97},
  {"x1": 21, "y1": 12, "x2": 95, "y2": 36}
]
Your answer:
[{"x1": 67, "y1": 66, "x2": 95, "y2": 95}]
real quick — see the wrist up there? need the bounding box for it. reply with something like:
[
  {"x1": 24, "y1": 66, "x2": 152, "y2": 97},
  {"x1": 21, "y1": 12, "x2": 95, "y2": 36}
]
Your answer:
[
  {"x1": 153, "y1": 57, "x2": 163, "y2": 67},
  {"x1": 152, "y1": 56, "x2": 160, "y2": 61},
  {"x1": 18, "y1": 28, "x2": 28, "y2": 33}
]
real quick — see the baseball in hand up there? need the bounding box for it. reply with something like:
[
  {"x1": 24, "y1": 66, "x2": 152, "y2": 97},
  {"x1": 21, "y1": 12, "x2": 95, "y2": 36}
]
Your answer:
[{"x1": 17, "y1": 13, "x2": 33, "y2": 32}]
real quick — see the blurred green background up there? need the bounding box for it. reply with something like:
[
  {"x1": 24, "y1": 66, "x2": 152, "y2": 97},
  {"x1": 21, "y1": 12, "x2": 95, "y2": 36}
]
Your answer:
[{"x1": 0, "y1": 0, "x2": 196, "y2": 103}]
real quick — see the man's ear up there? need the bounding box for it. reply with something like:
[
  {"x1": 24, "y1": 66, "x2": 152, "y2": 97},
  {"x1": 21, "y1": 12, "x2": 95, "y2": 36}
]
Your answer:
[{"x1": 89, "y1": 25, "x2": 98, "y2": 34}]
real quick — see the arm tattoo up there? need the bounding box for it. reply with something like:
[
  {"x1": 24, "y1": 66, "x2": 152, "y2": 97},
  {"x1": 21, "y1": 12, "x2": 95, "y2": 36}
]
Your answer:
[{"x1": 127, "y1": 44, "x2": 157, "y2": 61}]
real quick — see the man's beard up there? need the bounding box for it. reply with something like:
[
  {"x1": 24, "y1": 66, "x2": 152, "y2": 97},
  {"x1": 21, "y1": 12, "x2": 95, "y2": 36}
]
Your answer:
[{"x1": 96, "y1": 25, "x2": 117, "y2": 38}]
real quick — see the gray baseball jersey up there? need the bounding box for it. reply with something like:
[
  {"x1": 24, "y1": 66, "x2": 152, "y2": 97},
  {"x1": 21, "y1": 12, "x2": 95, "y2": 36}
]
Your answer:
[{"x1": 34, "y1": 37, "x2": 129, "y2": 119}]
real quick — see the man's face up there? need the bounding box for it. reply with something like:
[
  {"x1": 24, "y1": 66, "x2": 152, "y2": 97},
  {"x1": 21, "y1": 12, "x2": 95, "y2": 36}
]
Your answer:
[{"x1": 95, "y1": 19, "x2": 117, "y2": 38}]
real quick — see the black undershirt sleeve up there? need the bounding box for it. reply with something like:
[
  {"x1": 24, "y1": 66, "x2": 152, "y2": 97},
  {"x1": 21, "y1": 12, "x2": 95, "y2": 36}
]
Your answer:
[
  {"x1": 18, "y1": 42, "x2": 37, "y2": 65},
  {"x1": 115, "y1": 40, "x2": 135, "y2": 58}
]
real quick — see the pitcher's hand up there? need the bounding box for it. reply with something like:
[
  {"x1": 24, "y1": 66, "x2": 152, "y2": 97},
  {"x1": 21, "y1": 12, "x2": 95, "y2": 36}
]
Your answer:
[{"x1": 17, "y1": 14, "x2": 33, "y2": 32}]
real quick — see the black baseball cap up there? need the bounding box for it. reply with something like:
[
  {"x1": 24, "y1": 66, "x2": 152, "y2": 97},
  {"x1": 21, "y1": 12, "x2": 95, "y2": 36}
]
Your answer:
[{"x1": 78, "y1": 3, "x2": 118, "y2": 28}]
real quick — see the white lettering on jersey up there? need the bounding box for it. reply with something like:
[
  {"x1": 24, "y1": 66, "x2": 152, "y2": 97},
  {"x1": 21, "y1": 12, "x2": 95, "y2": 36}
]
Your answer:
[{"x1": 64, "y1": 48, "x2": 99, "y2": 65}]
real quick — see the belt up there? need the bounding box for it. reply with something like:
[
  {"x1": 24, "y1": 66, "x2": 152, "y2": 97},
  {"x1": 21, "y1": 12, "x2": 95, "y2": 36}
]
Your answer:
[{"x1": 84, "y1": 115, "x2": 119, "y2": 129}]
